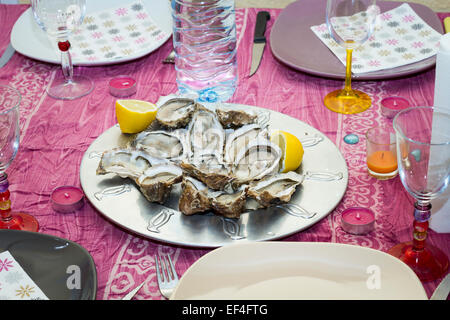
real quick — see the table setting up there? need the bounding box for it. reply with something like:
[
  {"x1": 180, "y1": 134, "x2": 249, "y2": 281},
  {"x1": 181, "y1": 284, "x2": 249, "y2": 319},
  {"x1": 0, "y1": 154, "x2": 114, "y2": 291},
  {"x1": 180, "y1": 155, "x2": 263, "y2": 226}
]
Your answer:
[{"x1": 0, "y1": 0, "x2": 449, "y2": 302}]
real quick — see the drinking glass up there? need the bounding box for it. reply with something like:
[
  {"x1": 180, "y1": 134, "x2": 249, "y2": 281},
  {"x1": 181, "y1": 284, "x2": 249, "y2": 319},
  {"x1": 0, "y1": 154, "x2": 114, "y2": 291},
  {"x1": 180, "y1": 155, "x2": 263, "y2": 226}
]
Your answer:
[
  {"x1": 31, "y1": 0, "x2": 93, "y2": 100},
  {"x1": 324, "y1": 0, "x2": 378, "y2": 114},
  {"x1": 0, "y1": 85, "x2": 39, "y2": 232},
  {"x1": 389, "y1": 106, "x2": 450, "y2": 281}
]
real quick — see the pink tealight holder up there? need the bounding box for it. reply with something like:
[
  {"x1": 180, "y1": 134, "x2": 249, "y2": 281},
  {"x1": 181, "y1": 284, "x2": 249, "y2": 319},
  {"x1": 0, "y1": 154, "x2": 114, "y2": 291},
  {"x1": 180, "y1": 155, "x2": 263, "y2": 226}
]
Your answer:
[
  {"x1": 341, "y1": 207, "x2": 375, "y2": 235},
  {"x1": 109, "y1": 75, "x2": 137, "y2": 97},
  {"x1": 380, "y1": 96, "x2": 410, "y2": 119},
  {"x1": 51, "y1": 186, "x2": 84, "y2": 213}
]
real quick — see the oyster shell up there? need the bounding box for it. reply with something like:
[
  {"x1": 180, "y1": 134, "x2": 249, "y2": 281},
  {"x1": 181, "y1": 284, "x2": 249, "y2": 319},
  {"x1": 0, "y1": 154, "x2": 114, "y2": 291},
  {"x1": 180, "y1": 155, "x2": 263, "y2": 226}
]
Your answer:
[
  {"x1": 96, "y1": 148, "x2": 166, "y2": 179},
  {"x1": 131, "y1": 130, "x2": 187, "y2": 162},
  {"x1": 178, "y1": 176, "x2": 211, "y2": 215},
  {"x1": 209, "y1": 186, "x2": 248, "y2": 219},
  {"x1": 187, "y1": 106, "x2": 225, "y2": 161},
  {"x1": 156, "y1": 98, "x2": 197, "y2": 129},
  {"x1": 233, "y1": 139, "x2": 282, "y2": 185},
  {"x1": 215, "y1": 107, "x2": 257, "y2": 129},
  {"x1": 224, "y1": 124, "x2": 268, "y2": 165},
  {"x1": 181, "y1": 153, "x2": 233, "y2": 191},
  {"x1": 247, "y1": 171, "x2": 304, "y2": 207},
  {"x1": 136, "y1": 164, "x2": 183, "y2": 204}
]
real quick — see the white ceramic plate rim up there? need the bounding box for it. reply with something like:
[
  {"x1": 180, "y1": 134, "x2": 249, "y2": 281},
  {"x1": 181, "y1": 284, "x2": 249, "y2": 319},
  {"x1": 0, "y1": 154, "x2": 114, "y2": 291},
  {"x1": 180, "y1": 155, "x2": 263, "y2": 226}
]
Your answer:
[
  {"x1": 10, "y1": 0, "x2": 172, "y2": 66},
  {"x1": 171, "y1": 241, "x2": 428, "y2": 300}
]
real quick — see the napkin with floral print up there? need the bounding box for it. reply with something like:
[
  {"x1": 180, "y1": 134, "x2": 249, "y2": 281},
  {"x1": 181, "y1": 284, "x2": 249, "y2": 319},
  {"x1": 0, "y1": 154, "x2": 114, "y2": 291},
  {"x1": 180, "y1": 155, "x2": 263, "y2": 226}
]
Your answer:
[
  {"x1": 0, "y1": 251, "x2": 49, "y2": 300},
  {"x1": 310, "y1": 3, "x2": 442, "y2": 73},
  {"x1": 52, "y1": 1, "x2": 169, "y2": 63}
]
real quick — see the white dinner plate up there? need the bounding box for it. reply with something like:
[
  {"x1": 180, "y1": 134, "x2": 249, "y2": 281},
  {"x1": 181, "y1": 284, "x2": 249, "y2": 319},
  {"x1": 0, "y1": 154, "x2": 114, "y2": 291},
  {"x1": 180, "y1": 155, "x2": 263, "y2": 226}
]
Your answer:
[
  {"x1": 11, "y1": 0, "x2": 172, "y2": 66},
  {"x1": 80, "y1": 102, "x2": 348, "y2": 248},
  {"x1": 171, "y1": 242, "x2": 428, "y2": 300}
]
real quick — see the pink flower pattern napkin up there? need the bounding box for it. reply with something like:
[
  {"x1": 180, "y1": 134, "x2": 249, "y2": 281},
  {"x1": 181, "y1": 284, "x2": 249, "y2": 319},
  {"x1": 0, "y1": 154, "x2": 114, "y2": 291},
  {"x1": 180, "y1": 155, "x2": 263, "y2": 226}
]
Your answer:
[
  {"x1": 0, "y1": 251, "x2": 48, "y2": 300},
  {"x1": 311, "y1": 4, "x2": 442, "y2": 73},
  {"x1": 57, "y1": 1, "x2": 169, "y2": 63}
]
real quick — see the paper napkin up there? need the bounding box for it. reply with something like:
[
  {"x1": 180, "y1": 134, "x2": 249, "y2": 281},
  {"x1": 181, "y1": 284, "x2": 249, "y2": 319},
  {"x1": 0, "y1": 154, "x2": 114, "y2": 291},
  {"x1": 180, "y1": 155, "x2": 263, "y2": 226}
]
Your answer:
[
  {"x1": 50, "y1": 1, "x2": 169, "y2": 63},
  {"x1": 0, "y1": 251, "x2": 49, "y2": 300},
  {"x1": 310, "y1": 4, "x2": 442, "y2": 73}
]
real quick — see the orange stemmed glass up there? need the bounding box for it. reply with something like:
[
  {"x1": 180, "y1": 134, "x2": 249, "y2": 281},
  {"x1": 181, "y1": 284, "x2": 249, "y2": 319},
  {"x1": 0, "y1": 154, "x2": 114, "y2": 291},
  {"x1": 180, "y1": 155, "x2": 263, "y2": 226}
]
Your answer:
[{"x1": 324, "y1": 0, "x2": 378, "y2": 114}]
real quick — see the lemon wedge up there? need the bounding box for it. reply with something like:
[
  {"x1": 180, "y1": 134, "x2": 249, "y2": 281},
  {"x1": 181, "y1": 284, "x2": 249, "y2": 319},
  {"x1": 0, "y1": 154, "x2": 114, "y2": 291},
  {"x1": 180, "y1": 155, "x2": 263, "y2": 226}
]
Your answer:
[
  {"x1": 115, "y1": 99, "x2": 157, "y2": 134},
  {"x1": 270, "y1": 130, "x2": 304, "y2": 173}
]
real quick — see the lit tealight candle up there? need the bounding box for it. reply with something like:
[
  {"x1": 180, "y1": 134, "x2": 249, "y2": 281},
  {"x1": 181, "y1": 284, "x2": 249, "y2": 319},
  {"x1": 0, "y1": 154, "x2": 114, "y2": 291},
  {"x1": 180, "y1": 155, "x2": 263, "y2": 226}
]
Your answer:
[
  {"x1": 51, "y1": 186, "x2": 84, "y2": 213},
  {"x1": 380, "y1": 96, "x2": 410, "y2": 119},
  {"x1": 341, "y1": 207, "x2": 375, "y2": 235},
  {"x1": 109, "y1": 75, "x2": 137, "y2": 97}
]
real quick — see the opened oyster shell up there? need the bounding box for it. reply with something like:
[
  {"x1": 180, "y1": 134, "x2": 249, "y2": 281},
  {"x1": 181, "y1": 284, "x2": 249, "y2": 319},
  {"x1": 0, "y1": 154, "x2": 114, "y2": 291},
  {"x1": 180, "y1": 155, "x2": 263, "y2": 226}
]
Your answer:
[
  {"x1": 96, "y1": 148, "x2": 166, "y2": 179},
  {"x1": 215, "y1": 107, "x2": 257, "y2": 129},
  {"x1": 209, "y1": 186, "x2": 248, "y2": 219},
  {"x1": 247, "y1": 171, "x2": 304, "y2": 208},
  {"x1": 156, "y1": 98, "x2": 197, "y2": 129},
  {"x1": 181, "y1": 153, "x2": 233, "y2": 191},
  {"x1": 131, "y1": 130, "x2": 188, "y2": 162},
  {"x1": 136, "y1": 164, "x2": 183, "y2": 204},
  {"x1": 178, "y1": 176, "x2": 211, "y2": 215},
  {"x1": 224, "y1": 124, "x2": 268, "y2": 164},
  {"x1": 232, "y1": 139, "x2": 282, "y2": 186}
]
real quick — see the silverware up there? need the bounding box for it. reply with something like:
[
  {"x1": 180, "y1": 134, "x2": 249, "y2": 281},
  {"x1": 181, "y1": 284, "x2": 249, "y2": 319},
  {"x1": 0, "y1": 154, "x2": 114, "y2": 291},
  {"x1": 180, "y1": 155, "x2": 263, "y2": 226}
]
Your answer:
[
  {"x1": 155, "y1": 253, "x2": 179, "y2": 299},
  {"x1": 163, "y1": 50, "x2": 175, "y2": 64},
  {"x1": 122, "y1": 281, "x2": 146, "y2": 300},
  {"x1": 430, "y1": 273, "x2": 450, "y2": 300},
  {"x1": 249, "y1": 11, "x2": 270, "y2": 77},
  {"x1": 0, "y1": 43, "x2": 15, "y2": 68}
]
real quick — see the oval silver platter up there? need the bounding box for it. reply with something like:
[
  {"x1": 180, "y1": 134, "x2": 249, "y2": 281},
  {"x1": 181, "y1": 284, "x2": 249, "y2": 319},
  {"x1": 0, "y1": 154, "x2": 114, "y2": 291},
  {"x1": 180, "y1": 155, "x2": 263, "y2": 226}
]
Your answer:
[{"x1": 79, "y1": 104, "x2": 348, "y2": 248}]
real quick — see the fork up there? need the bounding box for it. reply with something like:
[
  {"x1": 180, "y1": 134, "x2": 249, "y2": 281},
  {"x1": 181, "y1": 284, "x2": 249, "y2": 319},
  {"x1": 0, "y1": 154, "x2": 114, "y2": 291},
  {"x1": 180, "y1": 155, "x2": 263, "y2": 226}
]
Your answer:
[
  {"x1": 163, "y1": 50, "x2": 175, "y2": 64},
  {"x1": 155, "y1": 254, "x2": 179, "y2": 299}
]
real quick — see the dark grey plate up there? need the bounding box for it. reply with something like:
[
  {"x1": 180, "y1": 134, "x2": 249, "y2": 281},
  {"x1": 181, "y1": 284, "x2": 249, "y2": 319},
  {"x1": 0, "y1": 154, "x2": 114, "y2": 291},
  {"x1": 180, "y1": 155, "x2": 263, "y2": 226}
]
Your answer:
[
  {"x1": 0, "y1": 230, "x2": 97, "y2": 300},
  {"x1": 270, "y1": 0, "x2": 444, "y2": 80}
]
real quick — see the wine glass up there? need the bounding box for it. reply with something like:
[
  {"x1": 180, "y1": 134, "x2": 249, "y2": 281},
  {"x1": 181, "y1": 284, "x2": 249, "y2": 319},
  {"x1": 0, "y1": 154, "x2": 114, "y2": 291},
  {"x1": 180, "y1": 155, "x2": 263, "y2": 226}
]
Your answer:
[
  {"x1": 389, "y1": 106, "x2": 450, "y2": 281},
  {"x1": 0, "y1": 85, "x2": 39, "y2": 232},
  {"x1": 324, "y1": 0, "x2": 378, "y2": 114},
  {"x1": 31, "y1": 0, "x2": 93, "y2": 100}
]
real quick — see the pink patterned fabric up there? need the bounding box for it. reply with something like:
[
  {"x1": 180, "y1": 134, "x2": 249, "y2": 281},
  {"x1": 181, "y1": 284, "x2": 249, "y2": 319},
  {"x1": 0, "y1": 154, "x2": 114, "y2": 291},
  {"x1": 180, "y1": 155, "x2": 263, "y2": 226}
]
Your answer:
[{"x1": 0, "y1": 5, "x2": 449, "y2": 300}]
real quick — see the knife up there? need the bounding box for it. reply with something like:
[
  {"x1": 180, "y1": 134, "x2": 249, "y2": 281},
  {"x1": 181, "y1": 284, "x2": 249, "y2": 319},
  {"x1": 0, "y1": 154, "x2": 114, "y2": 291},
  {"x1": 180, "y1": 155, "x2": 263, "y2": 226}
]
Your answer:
[
  {"x1": 0, "y1": 43, "x2": 15, "y2": 68},
  {"x1": 249, "y1": 11, "x2": 270, "y2": 77}
]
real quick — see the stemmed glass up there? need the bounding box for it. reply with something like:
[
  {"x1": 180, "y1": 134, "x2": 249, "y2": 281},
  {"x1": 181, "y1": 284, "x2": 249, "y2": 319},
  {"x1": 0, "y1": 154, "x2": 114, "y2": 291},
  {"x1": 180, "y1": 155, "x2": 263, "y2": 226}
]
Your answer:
[
  {"x1": 31, "y1": 0, "x2": 93, "y2": 100},
  {"x1": 0, "y1": 85, "x2": 39, "y2": 232},
  {"x1": 389, "y1": 106, "x2": 450, "y2": 281},
  {"x1": 324, "y1": 0, "x2": 378, "y2": 114}
]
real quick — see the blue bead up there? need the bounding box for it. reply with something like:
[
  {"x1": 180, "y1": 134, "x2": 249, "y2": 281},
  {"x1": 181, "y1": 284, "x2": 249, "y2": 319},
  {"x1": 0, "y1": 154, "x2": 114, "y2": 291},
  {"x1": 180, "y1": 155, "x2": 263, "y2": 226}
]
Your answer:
[
  {"x1": 343, "y1": 134, "x2": 359, "y2": 144},
  {"x1": 411, "y1": 149, "x2": 421, "y2": 162}
]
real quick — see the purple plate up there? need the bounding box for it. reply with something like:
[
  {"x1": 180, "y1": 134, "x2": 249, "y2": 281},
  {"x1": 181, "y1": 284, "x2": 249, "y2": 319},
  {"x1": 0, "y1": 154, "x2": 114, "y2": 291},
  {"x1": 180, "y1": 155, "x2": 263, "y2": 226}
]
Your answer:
[{"x1": 270, "y1": 0, "x2": 444, "y2": 80}]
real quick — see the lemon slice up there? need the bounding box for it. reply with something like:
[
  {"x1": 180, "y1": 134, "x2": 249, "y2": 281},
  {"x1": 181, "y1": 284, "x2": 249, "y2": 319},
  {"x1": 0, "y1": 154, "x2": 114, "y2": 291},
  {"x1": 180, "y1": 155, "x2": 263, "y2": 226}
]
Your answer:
[
  {"x1": 270, "y1": 130, "x2": 304, "y2": 173},
  {"x1": 115, "y1": 99, "x2": 157, "y2": 134}
]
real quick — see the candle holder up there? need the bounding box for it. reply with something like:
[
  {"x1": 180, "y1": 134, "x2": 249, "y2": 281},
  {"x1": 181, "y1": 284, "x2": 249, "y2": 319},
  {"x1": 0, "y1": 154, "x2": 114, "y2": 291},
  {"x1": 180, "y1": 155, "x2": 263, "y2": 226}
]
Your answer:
[
  {"x1": 341, "y1": 207, "x2": 375, "y2": 235},
  {"x1": 109, "y1": 75, "x2": 137, "y2": 98},
  {"x1": 380, "y1": 96, "x2": 410, "y2": 119},
  {"x1": 365, "y1": 125, "x2": 398, "y2": 180}
]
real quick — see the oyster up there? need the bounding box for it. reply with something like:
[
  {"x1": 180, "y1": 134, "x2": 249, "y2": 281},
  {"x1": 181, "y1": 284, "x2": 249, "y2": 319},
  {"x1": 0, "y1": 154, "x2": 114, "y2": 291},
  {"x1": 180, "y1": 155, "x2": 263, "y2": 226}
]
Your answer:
[
  {"x1": 136, "y1": 164, "x2": 183, "y2": 204},
  {"x1": 187, "y1": 106, "x2": 225, "y2": 161},
  {"x1": 131, "y1": 130, "x2": 187, "y2": 162},
  {"x1": 156, "y1": 98, "x2": 197, "y2": 129},
  {"x1": 247, "y1": 171, "x2": 304, "y2": 207},
  {"x1": 209, "y1": 186, "x2": 248, "y2": 219},
  {"x1": 178, "y1": 176, "x2": 211, "y2": 215},
  {"x1": 224, "y1": 124, "x2": 268, "y2": 165},
  {"x1": 96, "y1": 148, "x2": 166, "y2": 179},
  {"x1": 215, "y1": 107, "x2": 257, "y2": 129},
  {"x1": 181, "y1": 153, "x2": 233, "y2": 191},
  {"x1": 232, "y1": 139, "x2": 282, "y2": 185}
]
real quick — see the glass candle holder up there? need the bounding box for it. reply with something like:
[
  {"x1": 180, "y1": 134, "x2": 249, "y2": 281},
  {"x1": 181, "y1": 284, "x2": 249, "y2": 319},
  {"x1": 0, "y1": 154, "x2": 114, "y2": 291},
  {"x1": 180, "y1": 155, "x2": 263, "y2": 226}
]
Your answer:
[{"x1": 366, "y1": 125, "x2": 398, "y2": 180}]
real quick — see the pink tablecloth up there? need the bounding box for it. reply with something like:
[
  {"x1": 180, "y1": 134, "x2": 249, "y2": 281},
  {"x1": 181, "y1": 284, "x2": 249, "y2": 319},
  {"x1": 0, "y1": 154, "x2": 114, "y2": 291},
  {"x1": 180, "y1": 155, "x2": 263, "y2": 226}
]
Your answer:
[{"x1": 0, "y1": 4, "x2": 449, "y2": 300}]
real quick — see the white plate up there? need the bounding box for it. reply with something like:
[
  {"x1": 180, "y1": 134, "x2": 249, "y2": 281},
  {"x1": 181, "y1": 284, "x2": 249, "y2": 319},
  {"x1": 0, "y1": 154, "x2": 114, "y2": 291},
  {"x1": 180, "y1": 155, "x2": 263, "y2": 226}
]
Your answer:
[
  {"x1": 11, "y1": 0, "x2": 172, "y2": 66},
  {"x1": 171, "y1": 242, "x2": 428, "y2": 300},
  {"x1": 80, "y1": 103, "x2": 348, "y2": 247}
]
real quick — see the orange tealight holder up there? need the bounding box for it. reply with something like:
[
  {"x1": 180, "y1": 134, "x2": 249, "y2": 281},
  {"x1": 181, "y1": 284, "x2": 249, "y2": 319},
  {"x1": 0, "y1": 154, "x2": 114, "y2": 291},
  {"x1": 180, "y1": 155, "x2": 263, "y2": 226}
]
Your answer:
[{"x1": 365, "y1": 125, "x2": 398, "y2": 180}]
